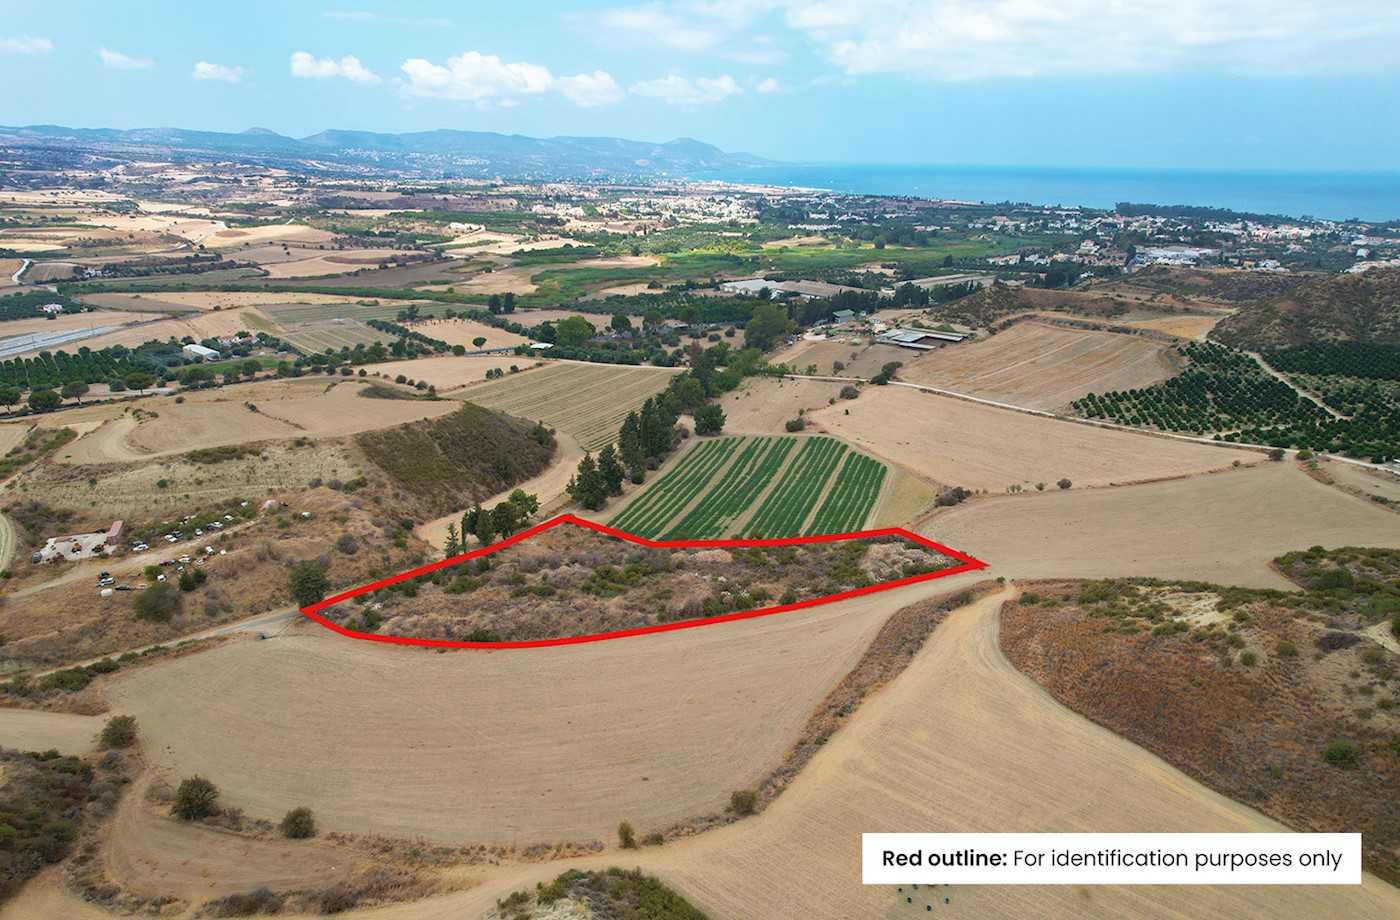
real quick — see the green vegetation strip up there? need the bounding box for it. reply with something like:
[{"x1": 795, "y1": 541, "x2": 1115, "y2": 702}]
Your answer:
[
  {"x1": 609, "y1": 437, "x2": 742, "y2": 537},
  {"x1": 663, "y1": 436, "x2": 795, "y2": 539},
  {"x1": 745, "y1": 436, "x2": 850, "y2": 537},
  {"x1": 809, "y1": 453, "x2": 887, "y2": 534}
]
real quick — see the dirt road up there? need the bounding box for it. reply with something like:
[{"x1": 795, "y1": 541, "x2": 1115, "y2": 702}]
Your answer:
[{"x1": 0, "y1": 510, "x2": 14, "y2": 574}]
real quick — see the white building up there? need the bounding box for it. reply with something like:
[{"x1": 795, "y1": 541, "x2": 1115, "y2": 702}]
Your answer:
[{"x1": 182, "y1": 344, "x2": 220, "y2": 362}]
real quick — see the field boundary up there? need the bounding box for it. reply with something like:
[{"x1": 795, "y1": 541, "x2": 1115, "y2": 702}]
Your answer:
[{"x1": 300, "y1": 514, "x2": 988, "y2": 649}]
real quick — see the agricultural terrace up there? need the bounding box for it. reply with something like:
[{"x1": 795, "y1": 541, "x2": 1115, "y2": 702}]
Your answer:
[
  {"x1": 313, "y1": 521, "x2": 961, "y2": 644},
  {"x1": 608, "y1": 435, "x2": 889, "y2": 539},
  {"x1": 458, "y1": 361, "x2": 680, "y2": 451}
]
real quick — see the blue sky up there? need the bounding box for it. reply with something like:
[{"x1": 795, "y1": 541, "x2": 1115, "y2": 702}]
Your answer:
[{"x1": 2, "y1": 1, "x2": 1398, "y2": 169}]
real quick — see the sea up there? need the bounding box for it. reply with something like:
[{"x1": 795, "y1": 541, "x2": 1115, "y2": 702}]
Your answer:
[{"x1": 693, "y1": 164, "x2": 1400, "y2": 223}]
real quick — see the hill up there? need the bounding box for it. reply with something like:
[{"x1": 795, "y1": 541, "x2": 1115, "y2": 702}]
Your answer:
[
  {"x1": 0, "y1": 124, "x2": 769, "y2": 181},
  {"x1": 1210, "y1": 269, "x2": 1400, "y2": 348},
  {"x1": 355, "y1": 402, "x2": 555, "y2": 518}
]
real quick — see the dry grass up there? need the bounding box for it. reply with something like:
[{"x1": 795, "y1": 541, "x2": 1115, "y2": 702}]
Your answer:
[
  {"x1": 719, "y1": 376, "x2": 847, "y2": 434},
  {"x1": 404, "y1": 316, "x2": 531, "y2": 350}
]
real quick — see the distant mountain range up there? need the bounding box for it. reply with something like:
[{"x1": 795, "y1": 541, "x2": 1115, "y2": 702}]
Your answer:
[{"x1": 0, "y1": 123, "x2": 771, "y2": 181}]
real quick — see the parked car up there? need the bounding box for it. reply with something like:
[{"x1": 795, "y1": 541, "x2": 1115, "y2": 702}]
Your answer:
[
  {"x1": 114, "y1": 584, "x2": 135, "y2": 591},
  {"x1": 195, "y1": 529, "x2": 204, "y2": 536},
  {"x1": 178, "y1": 555, "x2": 192, "y2": 564},
  {"x1": 97, "y1": 577, "x2": 116, "y2": 587},
  {"x1": 164, "y1": 534, "x2": 178, "y2": 543},
  {"x1": 132, "y1": 543, "x2": 149, "y2": 552}
]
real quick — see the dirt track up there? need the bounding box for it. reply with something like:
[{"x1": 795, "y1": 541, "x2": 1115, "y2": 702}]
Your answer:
[{"x1": 929, "y1": 461, "x2": 1400, "y2": 589}]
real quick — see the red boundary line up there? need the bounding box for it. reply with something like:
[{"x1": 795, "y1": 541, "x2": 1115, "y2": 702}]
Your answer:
[{"x1": 300, "y1": 514, "x2": 989, "y2": 650}]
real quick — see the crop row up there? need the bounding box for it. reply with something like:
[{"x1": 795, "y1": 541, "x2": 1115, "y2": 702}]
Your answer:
[
  {"x1": 609, "y1": 437, "x2": 742, "y2": 537},
  {"x1": 745, "y1": 437, "x2": 850, "y2": 537},
  {"x1": 809, "y1": 453, "x2": 887, "y2": 535},
  {"x1": 662, "y1": 437, "x2": 795, "y2": 539}
]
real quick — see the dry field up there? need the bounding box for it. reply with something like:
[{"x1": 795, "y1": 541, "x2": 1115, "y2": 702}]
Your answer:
[
  {"x1": 1315, "y1": 459, "x2": 1400, "y2": 505},
  {"x1": 446, "y1": 263, "x2": 538, "y2": 295},
  {"x1": 203, "y1": 224, "x2": 336, "y2": 248},
  {"x1": 721, "y1": 376, "x2": 847, "y2": 434},
  {"x1": 406, "y1": 316, "x2": 531, "y2": 350},
  {"x1": 1042, "y1": 309, "x2": 1228, "y2": 341},
  {"x1": 0, "y1": 310, "x2": 154, "y2": 342},
  {"x1": 810, "y1": 385, "x2": 1247, "y2": 492},
  {"x1": 457, "y1": 361, "x2": 681, "y2": 450},
  {"x1": 899, "y1": 321, "x2": 1182, "y2": 412},
  {"x1": 0, "y1": 708, "x2": 103, "y2": 755},
  {"x1": 52, "y1": 380, "x2": 454, "y2": 463},
  {"x1": 635, "y1": 592, "x2": 1400, "y2": 920},
  {"x1": 258, "y1": 299, "x2": 437, "y2": 326},
  {"x1": 104, "y1": 777, "x2": 354, "y2": 904},
  {"x1": 0, "y1": 423, "x2": 33, "y2": 456},
  {"x1": 929, "y1": 461, "x2": 1400, "y2": 589},
  {"x1": 105, "y1": 579, "x2": 941, "y2": 845},
  {"x1": 260, "y1": 252, "x2": 423, "y2": 279},
  {"x1": 363, "y1": 355, "x2": 538, "y2": 393},
  {"x1": 78, "y1": 291, "x2": 389, "y2": 311},
  {"x1": 153, "y1": 587, "x2": 1400, "y2": 920}
]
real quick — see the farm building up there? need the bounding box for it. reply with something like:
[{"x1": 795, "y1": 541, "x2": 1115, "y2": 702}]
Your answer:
[
  {"x1": 182, "y1": 343, "x2": 220, "y2": 362},
  {"x1": 877, "y1": 329, "x2": 966, "y2": 351}
]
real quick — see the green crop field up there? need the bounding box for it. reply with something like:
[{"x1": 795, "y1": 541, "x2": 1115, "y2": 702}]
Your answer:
[{"x1": 607, "y1": 434, "x2": 888, "y2": 539}]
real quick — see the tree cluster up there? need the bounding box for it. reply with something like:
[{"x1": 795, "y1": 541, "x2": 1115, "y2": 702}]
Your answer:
[{"x1": 453, "y1": 489, "x2": 541, "y2": 551}]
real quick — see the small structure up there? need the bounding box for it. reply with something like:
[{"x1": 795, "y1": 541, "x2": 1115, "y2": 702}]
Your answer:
[
  {"x1": 832, "y1": 309, "x2": 856, "y2": 323},
  {"x1": 182, "y1": 343, "x2": 220, "y2": 362},
  {"x1": 39, "y1": 303, "x2": 65, "y2": 315},
  {"x1": 105, "y1": 520, "x2": 125, "y2": 546}
]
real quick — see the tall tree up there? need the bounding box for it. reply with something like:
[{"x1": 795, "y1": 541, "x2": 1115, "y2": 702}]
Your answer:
[
  {"x1": 597, "y1": 444, "x2": 625, "y2": 496},
  {"x1": 566, "y1": 452, "x2": 608, "y2": 510},
  {"x1": 618, "y1": 411, "x2": 643, "y2": 469},
  {"x1": 444, "y1": 523, "x2": 461, "y2": 558}
]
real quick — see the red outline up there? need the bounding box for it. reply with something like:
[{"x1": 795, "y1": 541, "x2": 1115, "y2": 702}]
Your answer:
[{"x1": 300, "y1": 515, "x2": 988, "y2": 649}]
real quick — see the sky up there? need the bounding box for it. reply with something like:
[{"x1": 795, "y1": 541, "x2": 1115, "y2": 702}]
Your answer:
[{"x1": 2, "y1": 0, "x2": 1398, "y2": 170}]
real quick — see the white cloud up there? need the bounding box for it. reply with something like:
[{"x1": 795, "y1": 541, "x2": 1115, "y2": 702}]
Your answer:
[
  {"x1": 99, "y1": 48, "x2": 154, "y2": 71},
  {"x1": 630, "y1": 73, "x2": 742, "y2": 105},
  {"x1": 0, "y1": 35, "x2": 52, "y2": 54},
  {"x1": 755, "y1": 76, "x2": 781, "y2": 93},
  {"x1": 398, "y1": 51, "x2": 622, "y2": 108},
  {"x1": 592, "y1": 1, "x2": 1400, "y2": 79},
  {"x1": 192, "y1": 61, "x2": 245, "y2": 83},
  {"x1": 289, "y1": 51, "x2": 381, "y2": 84},
  {"x1": 556, "y1": 70, "x2": 626, "y2": 107},
  {"x1": 780, "y1": 0, "x2": 1400, "y2": 79},
  {"x1": 400, "y1": 52, "x2": 553, "y2": 101}
]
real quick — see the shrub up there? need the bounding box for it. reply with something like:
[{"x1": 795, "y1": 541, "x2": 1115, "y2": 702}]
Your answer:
[
  {"x1": 729, "y1": 789, "x2": 758, "y2": 816},
  {"x1": 839, "y1": 384, "x2": 860, "y2": 399},
  {"x1": 133, "y1": 581, "x2": 182, "y2": 622},
  {"x1": 784, "y1": 418, "x2": 805, "y2": 432},
  {"x1": 100, "y1": 714, "x2": 138, "y2": 748},
  {"x1": 1322, "y1": 739, "x2": 1362, "y2": 769},
  {"x1": 1239, "y1": 651, "x2": 1258, "y2": 666},
  {"x1": 1268, "y1": 448, "x2": 1286, "y2": 461},
  {"x1": 618, "y1": 820, "x2": 635, "y2": 848},
  {"x1": 288, "y1": 559, "x2": 330, "y2": 607},
  {"x1": 336, "y1": 533, "x2": 359, "y2": 555},
  {"x1": 1057, "y1": 478, "x2": 1072, "y2": 490},
  {"x1": 1277, "y1": 640, "x2": 1298, "y2": 658},
  {"x1": 204, "y1": 888, "x2": 283, "y2": 918},
  {"x1": 1393, "y1": 612, "x2": 1400, "y2": 638},
  {"x1": 173, "y1": 776, "x2": 220, "y2": 820},
  {"x1": 280, "y1": 806, "x2": 316, "y2": 839}
]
